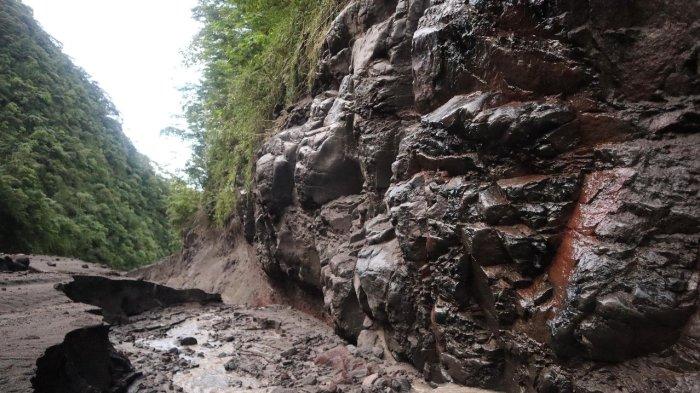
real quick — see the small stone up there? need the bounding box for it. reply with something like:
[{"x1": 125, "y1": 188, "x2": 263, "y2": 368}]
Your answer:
[
  {"x1": 224, "y1": 358, "x2": 239, "y2": 372},
  {"x1": 256, "y1": 317, "x2": 282, "y2": 330},
  {"x1": 373, "y1": 376, "x2": 389, "y2": 388},
  {"x1": 362, "y1": 373, "x2": 379, "y2": 388},
  {"x1": 391, "y1": 377, "x2": 411, "y2": 392},
  {"x1": 299, "y1": 375, "x2": 317, "y2": 385},
  {"x1": 178, "y1": 337, "x2": 197, "y2": 346},
  {"x1": 13, "y1": 254, "x2": 30, "y2": 266}
]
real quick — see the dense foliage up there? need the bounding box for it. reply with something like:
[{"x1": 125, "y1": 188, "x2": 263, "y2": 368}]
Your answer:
[
  {"x1": 182, "y1": 0, "x2": 347, "y2": 223},
  {"x1": 0, "y1": 0, "x2": 175, "y2": 268},
  {"x1": 166, "y1": 179, "x2": 202, "y2": 235}
]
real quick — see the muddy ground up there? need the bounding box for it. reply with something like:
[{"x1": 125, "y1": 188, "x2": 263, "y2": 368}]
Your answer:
[
  {"x1": 0, "y1": 255, "x2": 116, "y2": 392},
  {"x1": 0, "y1": 255, "x2": 495, "y2": 393}
]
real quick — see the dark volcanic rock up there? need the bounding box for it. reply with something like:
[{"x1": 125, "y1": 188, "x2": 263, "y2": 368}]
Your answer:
[
  {"x1": 56, "y1": 275, "x2": 221, "y2": 324},
  {"x1": 31, "y1": 325, "x2": 138, "y2": 393},
  {"x1": 0, "y1": 254, "x2": 31, "y2": 272},
  {"x1": 179, "y1": 337, "x2": 198, "y2": 346},
  {"x1": 194, "y1": 0, "x2": 700, "y2": 391}
]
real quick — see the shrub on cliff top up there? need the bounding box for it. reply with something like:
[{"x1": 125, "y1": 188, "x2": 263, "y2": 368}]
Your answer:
[{"x1": 182, "y1": 0, "x2": 347, "y2": 224}]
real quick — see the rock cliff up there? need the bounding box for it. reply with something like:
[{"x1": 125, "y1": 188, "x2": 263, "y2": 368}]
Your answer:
[{"x1": 141, "y1": 0, "x2": 700, "y2": 391}]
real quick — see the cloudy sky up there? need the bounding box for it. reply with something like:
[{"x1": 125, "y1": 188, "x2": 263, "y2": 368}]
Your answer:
[{"x1": 22, "y1": 0, "x2": 201, "y2": 175}]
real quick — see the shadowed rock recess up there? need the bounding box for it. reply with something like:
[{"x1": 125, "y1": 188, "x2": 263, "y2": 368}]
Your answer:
[
  {"x1": 146, "y1": 0, "x2": 699, "y2": 391},
  {"x1": 57, "y1": 275, "x2": 222, "y2": 324},
  {"x1": 31, "y1": 325, "x2": 138, "y2": 393}
]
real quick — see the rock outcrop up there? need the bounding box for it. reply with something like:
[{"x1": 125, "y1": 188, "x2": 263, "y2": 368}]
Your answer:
[
  {"x1": 0, "y1": 254, "x2": 32, "y2": 272},
  {"x1": 147, "y1": 0, "x2": 700, "y2": 391}
]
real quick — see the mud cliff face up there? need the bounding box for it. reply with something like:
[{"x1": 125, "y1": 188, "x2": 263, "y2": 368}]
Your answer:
[{"x1": 194, "y1": 0, "x2": 700, "y2": 391}]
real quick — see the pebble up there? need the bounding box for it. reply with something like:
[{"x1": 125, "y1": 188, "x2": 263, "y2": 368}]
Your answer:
[
  {"x1": 300, "y1": 375, "x2": 317, "y2": 385},
  {"x1": 224, "y1": 358, "x2": 239, "y2": 371},
  {"x1": 178, "y1": 337, "x2": 197, "y2": 346}
]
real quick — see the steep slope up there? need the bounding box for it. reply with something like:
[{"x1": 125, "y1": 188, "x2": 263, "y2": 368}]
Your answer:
[
  {"x1": 0, "y1": 0, "x2": 174, "y2": 268},
  {"x1": 141, "y1": 0, "x2": 699, "y2": 392}
]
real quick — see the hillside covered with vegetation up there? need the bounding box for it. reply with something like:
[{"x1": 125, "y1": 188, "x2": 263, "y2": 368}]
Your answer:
[
  {"x1": 0, "y1": 0, "x2": 175, "y2": 268},
  {"x1": 176, "y1": 0, "x2": 346, "y2": 224}
]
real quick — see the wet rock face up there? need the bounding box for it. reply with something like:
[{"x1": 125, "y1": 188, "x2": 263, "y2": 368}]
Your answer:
[
  {"x1": 249, "y1": 0, "x2": 699, "y2": 391},
  {"x1": 31, "y1": 325, "x2": 137, "y2": 393},
  {"x1": 57, "y1": 275, "x2": 221, "y2": 324}
]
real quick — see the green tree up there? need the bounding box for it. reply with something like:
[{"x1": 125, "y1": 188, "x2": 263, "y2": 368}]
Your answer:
[{"x1": 167, "y1": 179, "x2": 202, "y2": 236}]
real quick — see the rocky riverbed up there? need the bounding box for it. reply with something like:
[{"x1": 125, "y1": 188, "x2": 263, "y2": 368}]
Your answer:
[
  {"x1": 0, "y1": 254, "x2": 495, "y2": 393},
  {"x1": 111, "y1": 303, "x2": 493, "y2": 393}
]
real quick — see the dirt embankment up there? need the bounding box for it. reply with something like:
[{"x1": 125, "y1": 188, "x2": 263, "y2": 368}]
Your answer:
[
  {"x1": 131, "y1": 220, "x2": 327, "y2": 320},
  {"x1": 0, "y1": 254, "x2": 219, "y2": 393}
]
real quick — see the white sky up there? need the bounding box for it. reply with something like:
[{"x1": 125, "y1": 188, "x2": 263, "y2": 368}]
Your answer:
[{"x1": 22, "y1": 0, "x2": 201, "y2": 176}]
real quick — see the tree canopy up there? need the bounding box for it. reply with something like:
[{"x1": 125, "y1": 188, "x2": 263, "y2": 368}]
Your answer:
[{"x1": 0, "y1": 0, "x2": 176, "y2": 268}]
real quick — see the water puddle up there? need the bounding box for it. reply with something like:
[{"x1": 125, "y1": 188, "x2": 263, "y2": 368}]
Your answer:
[{"x1": 129, "y1": 312, "x2": 273, "y2": 392}]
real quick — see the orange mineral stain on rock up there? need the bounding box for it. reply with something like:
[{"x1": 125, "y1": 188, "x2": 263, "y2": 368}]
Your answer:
[
  {"x1": 547, "y1": 168, "x2": 636, "y2": 312},
  {"x1": 548, "y1": 229, "x2": 581, "y2": 309}
]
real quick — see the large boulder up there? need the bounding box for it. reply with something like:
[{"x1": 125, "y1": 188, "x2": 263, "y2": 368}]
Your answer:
[{"x1": 354, "y1": 239, "x2": 403, "y2": 323}]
